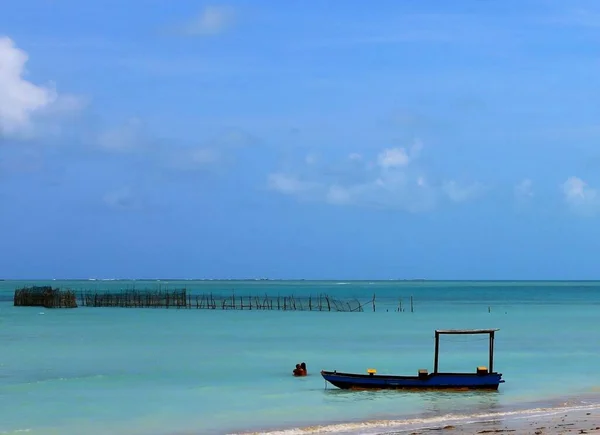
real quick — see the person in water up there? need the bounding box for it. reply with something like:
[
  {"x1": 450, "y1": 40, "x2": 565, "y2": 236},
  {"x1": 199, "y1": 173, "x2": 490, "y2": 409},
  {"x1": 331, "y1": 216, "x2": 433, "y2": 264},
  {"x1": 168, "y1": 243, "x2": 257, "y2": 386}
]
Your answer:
[
  {"x1": 301, "y1": 362, "x2": 307, "y2": 375},
  {"x1": 293, "y1": 363, "x2": 307, "y2": 377}
]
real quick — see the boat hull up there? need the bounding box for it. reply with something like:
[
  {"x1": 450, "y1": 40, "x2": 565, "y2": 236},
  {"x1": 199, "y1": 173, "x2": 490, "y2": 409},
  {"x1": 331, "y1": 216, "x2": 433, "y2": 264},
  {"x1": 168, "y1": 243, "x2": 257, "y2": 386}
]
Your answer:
[{"x1": 321, "y1": 370, "x2": 504, "y2": 391}]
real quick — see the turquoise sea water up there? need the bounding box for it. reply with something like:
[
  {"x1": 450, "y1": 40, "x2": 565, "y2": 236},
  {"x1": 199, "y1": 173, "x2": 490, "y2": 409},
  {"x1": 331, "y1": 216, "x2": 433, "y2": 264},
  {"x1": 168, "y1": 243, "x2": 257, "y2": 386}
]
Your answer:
[{"x1": 1, "y1": 280, "x2": 600, "y2": 435}]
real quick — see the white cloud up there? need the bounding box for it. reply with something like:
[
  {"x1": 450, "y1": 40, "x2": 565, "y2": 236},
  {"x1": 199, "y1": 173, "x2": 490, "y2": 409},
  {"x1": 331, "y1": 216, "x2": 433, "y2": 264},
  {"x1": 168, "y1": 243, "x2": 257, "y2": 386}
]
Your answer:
[
  {"x1": 377, "y1": 147, "x2": 410, "y2": 168},
  {"x1": 305, "y1": 153, "x2": 317, "y2": 165},
  {"x1": 563, "y1": 176, "x2": 589, "y2": 199},
  {"x1": 515, "y1": 178, "x2": 534, "y2": 200},
  {"x1": 189, "y1": 148, "x2": 219, "y2": 164},
  {"x1": 96, "y1": 118, "x2": 144, "y2": 152},
  {"x1": 442, "y1": 180, "x2": 486, "y2": 203},
  {"x1": 0, "y1": 36, "x2": 84, "y2": 139},
  {"x1": 94, "y1": 121, "x2": 254, "y2": 177},
  {"x1": 267, "y1": 140, "x2": 483, "y2": 212},
  {"x1": 46, "y1": 93, "x2": 88, "y2": 114},
  {"x1": 167, "y1": 147, "x2": 220, "y2": 171},
  {"x1": 0, "y1": 36, "x2": 57, "y2": 137},
  {"x1": 326, "y1": 184, "x2": 353, "y2": 205},
  {"x1": 181, "y1": 6, "x2": 235, "y2": 36},
  {"x1": 561, "y1": 176, "x2": 600, "y2": 216},
  {"x1": 376, "y1": 140, "x2": 422, "y2": 169},
  {"x1": 267, "y1": 173, "x2": 317, "y2": 195}
]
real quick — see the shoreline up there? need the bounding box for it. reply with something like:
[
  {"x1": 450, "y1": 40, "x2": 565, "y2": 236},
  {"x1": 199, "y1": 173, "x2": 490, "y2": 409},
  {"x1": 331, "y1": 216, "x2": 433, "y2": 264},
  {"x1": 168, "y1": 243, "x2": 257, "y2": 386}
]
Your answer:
[
  {"x1": 401, "y1": 408, "x2": 600, "y2": 435},
  {"x1": 231, "y1": 394, "x2": 600, "y2": 435}
]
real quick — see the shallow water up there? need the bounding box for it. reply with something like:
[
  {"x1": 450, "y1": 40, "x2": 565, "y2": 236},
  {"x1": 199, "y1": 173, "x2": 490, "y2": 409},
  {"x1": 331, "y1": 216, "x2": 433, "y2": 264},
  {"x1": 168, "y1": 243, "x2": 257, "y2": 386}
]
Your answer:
[{"x1": 1, "y1": 280, "x2": 599, "y2": 434}]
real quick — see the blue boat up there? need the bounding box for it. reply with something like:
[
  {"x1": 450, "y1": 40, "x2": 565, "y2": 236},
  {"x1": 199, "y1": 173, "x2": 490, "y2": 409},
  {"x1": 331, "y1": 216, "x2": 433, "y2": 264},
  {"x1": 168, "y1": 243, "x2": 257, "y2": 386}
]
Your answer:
[{"x1": 321, "y1": 328, "x2": 504, "y2": 390}]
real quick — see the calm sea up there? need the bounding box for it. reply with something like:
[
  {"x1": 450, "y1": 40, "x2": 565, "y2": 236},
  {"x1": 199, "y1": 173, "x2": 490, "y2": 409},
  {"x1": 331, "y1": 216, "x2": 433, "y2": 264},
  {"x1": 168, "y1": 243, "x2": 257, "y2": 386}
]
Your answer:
[{"x1": 1, "y1": 280, "x2": 599, "y2": 435}]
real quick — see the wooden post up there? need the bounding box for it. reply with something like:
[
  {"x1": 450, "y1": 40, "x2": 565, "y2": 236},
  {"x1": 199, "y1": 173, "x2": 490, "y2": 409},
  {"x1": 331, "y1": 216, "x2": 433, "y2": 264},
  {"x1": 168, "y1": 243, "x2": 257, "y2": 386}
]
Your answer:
[
  {"x1": 433, "y1": 331, "x2": 440, "y2": 373},
  {"x1": 355, "y1": 298, "x2": 362, "y2": 312},
  {"x1": 372, "y1": 294, "x2": 376, "y2": 312},
  {"x1": 489, "y1": 331, "x2": 495, "y2": 373},
  {"x1": 410, "y1": 296, "x2": 414, "y2": 313}
]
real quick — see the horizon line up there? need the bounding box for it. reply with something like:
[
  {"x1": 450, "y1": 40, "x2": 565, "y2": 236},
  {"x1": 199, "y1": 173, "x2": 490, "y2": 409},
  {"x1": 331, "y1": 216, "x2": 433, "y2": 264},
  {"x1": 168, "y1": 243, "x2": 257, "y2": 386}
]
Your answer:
[{"x1": 2, "y1": 278, "x2": 600, "y2": 282}]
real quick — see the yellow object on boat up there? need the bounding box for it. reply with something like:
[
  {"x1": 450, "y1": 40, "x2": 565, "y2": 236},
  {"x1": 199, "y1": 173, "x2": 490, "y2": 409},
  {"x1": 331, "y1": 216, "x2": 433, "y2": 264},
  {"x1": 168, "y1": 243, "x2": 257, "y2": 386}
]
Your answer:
[{"x1": 367, "y1": 368, "x2": 377, "y2": 374}]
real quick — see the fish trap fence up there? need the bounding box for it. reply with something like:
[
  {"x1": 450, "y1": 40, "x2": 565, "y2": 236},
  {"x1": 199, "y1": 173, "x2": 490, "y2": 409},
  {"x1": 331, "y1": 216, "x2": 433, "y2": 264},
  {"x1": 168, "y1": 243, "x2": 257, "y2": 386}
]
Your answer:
[
  {"x1": 14, "y1": 286, "x2": 78, "y2": 308},
  {"x1": 79, "y1": 289, "x2": 188, "y2": 308},
  {"x1": 193, "y1": 293, "x2": 366, "y2": 312},
  {"x1": 13, "y1": 287, "x2": 399, "y2": 313},
  {"x1": 76, "y1": 290, "x2": 367, "y2": 311}
]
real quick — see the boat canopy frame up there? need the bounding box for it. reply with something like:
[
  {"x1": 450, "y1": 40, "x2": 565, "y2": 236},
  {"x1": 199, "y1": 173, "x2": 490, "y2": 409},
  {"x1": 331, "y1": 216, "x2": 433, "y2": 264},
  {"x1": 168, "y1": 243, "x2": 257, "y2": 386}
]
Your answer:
[{"x1": 433, "y1": 328, "x2": 499, "y2": 374}]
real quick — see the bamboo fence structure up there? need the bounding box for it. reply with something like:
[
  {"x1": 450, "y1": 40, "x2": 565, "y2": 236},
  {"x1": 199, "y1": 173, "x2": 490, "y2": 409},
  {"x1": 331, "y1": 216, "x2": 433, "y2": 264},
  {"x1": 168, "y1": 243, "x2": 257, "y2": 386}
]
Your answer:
[
  {"x1": 77, "y1": 289, "x2": 367, "y2": 311},
  {"x1": 80, "y1": 289, "x2": 188, "y2": 308},
  {"x1": 14, "y1": 286, "x2": 78, "y2": 308},
  {"x1": 184, "y1": 292, "x2": 366, "y2": 311},
  {"x1": 13, "y1": 287, "x2": 416, "y2": 313}
]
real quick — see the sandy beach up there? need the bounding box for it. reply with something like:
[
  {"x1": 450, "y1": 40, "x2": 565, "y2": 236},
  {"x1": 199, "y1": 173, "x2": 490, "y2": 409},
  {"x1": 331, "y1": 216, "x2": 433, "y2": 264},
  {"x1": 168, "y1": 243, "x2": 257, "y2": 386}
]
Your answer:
[{"x1": 407, "y1": 409, "x2": 600, "y2": 435}]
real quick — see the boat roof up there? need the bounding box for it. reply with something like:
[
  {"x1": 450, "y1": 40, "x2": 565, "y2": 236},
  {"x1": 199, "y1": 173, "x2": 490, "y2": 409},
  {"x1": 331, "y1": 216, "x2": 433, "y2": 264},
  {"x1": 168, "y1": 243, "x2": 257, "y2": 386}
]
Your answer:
[{"x1": 435, "y1": 328, "x2": 499, "y2": 335}]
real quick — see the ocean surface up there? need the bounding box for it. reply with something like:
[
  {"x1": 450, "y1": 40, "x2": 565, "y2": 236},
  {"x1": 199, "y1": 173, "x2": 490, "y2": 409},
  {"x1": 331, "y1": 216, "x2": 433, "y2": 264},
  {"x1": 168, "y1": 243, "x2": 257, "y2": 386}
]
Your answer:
[{"x1": 1, "y1": 280, "x2": 600, "y2": 435}]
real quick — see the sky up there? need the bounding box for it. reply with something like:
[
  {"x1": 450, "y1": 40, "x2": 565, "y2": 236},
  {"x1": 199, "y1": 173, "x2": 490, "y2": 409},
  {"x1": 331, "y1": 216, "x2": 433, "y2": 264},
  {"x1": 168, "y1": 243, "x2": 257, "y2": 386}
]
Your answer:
[{"x1": 1, "y1": 0, "x2": 600, "y2": 280}]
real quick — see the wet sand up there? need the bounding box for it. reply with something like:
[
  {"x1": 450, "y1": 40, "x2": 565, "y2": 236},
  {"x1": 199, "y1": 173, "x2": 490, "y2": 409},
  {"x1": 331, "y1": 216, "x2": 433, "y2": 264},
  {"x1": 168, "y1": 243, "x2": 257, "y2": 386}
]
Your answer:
[{"x1": 408, "y1": 409, "x2": 600, "y2": 435}]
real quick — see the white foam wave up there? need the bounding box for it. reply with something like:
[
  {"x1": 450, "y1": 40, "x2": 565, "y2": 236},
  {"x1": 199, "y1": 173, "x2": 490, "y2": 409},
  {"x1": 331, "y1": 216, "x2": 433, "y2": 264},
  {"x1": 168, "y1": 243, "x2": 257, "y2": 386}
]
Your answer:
[
  {"x1": 1, "y1": 373, "x2": 108, "y2": 389},
  {"x1": 231, "y1": 402, "x2": 600, "y2": 435}
]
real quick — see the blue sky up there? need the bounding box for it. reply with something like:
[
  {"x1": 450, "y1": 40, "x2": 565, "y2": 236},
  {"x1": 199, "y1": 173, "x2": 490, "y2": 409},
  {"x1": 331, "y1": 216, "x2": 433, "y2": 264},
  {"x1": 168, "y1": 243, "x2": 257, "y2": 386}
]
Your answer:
[{"x1": 1, "y1": 0, "x2": 599, "y2": 280}]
